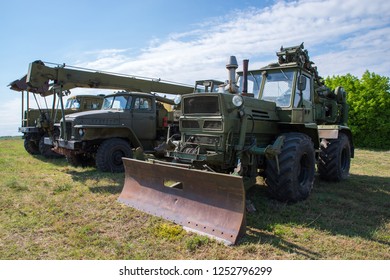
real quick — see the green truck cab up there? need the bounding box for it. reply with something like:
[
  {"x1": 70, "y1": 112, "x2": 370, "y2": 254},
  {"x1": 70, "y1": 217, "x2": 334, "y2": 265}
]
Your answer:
[{"x1": 47, "y1": 91, "x2": 177, "y2": 172}]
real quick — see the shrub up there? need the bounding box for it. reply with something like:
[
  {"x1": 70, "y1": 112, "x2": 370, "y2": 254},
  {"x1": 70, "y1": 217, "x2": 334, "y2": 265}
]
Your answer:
[{"x1": 325, "y1": 71, "x2": 390, "y2": 149}]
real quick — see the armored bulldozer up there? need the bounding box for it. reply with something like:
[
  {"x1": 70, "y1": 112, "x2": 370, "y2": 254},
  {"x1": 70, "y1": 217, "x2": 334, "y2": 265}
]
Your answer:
[
  {"x1": 9, "y1": 75, "x2": 104, "y2": 157},
  {"x1": 119, "y1": 43, "x2": 354, "y2": 245}
]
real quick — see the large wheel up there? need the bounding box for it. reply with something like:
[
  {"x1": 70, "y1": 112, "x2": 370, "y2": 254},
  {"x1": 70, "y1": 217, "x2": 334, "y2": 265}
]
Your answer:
[
  {"x1": 39, "y1": 136, "x2": 63, "y2": 158},
  {"x1": 318, "y1": 133, "x2": 351, "y2": 181},
  {"x1": 96, "y1": 138, "x2": 132, "y2": 172},
  {"x1": 265, "y1": 133, "x2": 315, "y2": 202},
  {"x1": 24, "y1": 138, "x2": 40, "y2": 155}
]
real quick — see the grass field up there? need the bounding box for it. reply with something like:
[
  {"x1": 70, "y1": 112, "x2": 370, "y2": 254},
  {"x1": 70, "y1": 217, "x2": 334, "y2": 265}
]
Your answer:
[{"x1": 0, "y1": 138, "x2": 389, "y2": 259}]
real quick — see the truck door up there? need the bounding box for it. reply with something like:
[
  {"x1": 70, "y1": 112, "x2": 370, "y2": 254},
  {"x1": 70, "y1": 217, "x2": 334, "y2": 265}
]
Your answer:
[
  {"x1": 294, "y1": 74, "x2": 313, "y2": 122},
  {"x1": 131, "y1": 96, "x2": 156, "y2": 140}
]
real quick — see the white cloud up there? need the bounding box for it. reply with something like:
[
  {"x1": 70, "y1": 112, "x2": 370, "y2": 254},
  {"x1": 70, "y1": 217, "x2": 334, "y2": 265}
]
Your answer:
[{"x1": 74, "y1": 0, "x2": 390, "y2": 82}]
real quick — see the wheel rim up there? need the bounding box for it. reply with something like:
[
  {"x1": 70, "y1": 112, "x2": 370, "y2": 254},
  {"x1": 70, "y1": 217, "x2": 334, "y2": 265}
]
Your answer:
[{"x1": 112, "y1": 149, "x2": 125, "y2": 166}]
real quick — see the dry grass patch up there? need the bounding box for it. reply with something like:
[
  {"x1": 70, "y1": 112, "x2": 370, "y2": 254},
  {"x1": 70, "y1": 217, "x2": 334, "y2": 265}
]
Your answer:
[{"x1": 0, "y1": 138, "x2": 389, "y2": 259}]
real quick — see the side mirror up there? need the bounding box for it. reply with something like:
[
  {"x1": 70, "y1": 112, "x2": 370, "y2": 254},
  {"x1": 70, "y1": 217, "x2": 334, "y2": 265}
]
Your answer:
[{"x1": 297, "y1": 75, "x2": 307, "y2": 91}]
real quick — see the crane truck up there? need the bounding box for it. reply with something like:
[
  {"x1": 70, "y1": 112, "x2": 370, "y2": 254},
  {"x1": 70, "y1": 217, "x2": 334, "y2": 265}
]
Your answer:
[
  {"x1": 9, "y1": 74, "x2": 104, "y2": 157},
  {"x1": 22, "y1": 60, "x2": 194, "y2": 171},
  {"x1": 118, "y1": 43, "x2": 354, "y2": 245}
]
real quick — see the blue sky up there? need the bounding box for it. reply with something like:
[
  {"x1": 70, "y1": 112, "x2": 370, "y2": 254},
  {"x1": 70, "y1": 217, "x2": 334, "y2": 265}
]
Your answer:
[{"x1": 1, "y1": 0, "x2": 389, "y2": 136}]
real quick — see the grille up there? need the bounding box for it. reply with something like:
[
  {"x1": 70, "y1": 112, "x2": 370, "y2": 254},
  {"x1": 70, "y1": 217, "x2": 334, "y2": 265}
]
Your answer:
[
  {"x1": 252, "y1": 110, "x2": 270, "y2": 119},
  {"x1": 182, "y1": 120, "x2": 200, "y2": 128},
  {"x1": 183, "y1": 96, "x2": 219, "y2": 114},
  {"x1": 64, "y1": 121, "x2": 72, "y2": 140},
  {"x1": 203, "y1": 120, "x2": 222, "y2": 130},
  {"x1": 185, "y1": 135, "x2": 220, "y2": 145}
]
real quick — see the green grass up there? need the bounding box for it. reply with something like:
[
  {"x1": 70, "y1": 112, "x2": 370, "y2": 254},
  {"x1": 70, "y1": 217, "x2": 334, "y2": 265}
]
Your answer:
[{"x1": 0, "y1": 138, "x2": 389, "y2": 259}]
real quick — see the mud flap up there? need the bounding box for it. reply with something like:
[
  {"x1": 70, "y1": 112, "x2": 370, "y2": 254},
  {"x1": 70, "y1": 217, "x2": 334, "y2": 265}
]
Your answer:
[{"x1": 118, "y1": 158, "x2": 246, "y2": 245}]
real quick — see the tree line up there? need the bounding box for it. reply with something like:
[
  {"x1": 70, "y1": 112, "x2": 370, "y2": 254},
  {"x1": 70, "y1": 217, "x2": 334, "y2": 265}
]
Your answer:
[{"x1": 325, "y1": 71, "x2": 390, "y2": 150}]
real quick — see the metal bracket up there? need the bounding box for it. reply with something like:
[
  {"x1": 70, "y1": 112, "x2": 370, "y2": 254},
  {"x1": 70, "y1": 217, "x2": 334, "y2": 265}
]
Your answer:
[{"x1": 264, "y1": 135, "x2": 285, "y2": 175}]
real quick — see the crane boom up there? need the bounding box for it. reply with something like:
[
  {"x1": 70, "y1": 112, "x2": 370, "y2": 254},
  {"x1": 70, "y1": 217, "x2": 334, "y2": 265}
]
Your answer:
[
  {"x1": 8, "y1": 74, "x2": 48, "y2": 94},
  {"x1": 26, "y1": 60, "x2": 194, "y2": 96}
]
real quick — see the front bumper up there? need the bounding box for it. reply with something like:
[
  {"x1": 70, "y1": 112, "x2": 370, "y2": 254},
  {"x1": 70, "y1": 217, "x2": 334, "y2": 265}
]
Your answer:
[
  {"x1": 19, "y1": 127, "x2": 40, "y2": 134},
  {"x1": 57, "y1": 139, "x2": 82, "y2": 150},
  {"x1": 44, "y1": 137, "x2": 83, "y2": 155}
]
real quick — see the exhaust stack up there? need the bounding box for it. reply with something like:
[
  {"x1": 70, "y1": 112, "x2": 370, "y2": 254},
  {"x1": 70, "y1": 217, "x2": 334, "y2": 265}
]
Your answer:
[
  {"x1": 226, "y1": 56, "x2": 238, "y2": 93},
  {"x1": 242, "y1": 59, "x2": 249, "y2": 95}
]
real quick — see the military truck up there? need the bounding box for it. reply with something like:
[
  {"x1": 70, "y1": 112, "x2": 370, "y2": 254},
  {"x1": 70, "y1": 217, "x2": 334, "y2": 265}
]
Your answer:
[
  {"x1": 20, "y1": 60, "x2": 193, "y2": 170},
  {"x1": 54, "y1": 80, "x2": 226, "y2": 171},
  {"x1": 9, "y1": 75, "x2": 104, "y2": 157},
  {"x1": 119, "y1": 43, "x2": 354, "y2": 245},
  {"x1": 49, "y1": 91, "x2": 181, "y2": 172}
]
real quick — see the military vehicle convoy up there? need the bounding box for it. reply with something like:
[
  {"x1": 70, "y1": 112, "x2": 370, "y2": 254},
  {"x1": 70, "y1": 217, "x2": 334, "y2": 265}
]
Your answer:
[
  {"x1": 118, "y1": 43, "x2": 354, "y2": 245},
  {"x1": 9, "y1": 75, "x2": 104, "y2": 157},
  {"x1": 12, "y1": 44, "x2": 353, "y2": 245},
  {"x1": 19, "y1": 60, "x2": 193, "y2": 170}
]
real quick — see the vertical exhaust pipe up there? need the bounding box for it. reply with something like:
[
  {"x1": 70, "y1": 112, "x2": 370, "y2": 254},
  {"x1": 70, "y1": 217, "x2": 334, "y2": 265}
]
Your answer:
[
  {"x1": 242, "y1": 59, "x2": 249, "y2": 95},
  {"x1": 226, "y1": 56, "x2": 238, "y2": 93}
]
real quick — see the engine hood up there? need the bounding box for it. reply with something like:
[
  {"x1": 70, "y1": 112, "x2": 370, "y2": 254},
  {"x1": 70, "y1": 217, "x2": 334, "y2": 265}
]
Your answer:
[{"x1": 65, "y1": 109, "x2": 122, "y2": 126}]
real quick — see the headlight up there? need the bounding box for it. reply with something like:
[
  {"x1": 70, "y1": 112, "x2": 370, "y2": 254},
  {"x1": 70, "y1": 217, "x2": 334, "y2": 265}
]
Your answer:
[
  {"x1": 232, "y1": 94, "x2": 244, "y2": 107},
  {"x1": 78, "y1": 128, "x2": 85, "y2": 137},
  {"x1": 174, "y1": 95, "x2": 182, "y2": 105}
]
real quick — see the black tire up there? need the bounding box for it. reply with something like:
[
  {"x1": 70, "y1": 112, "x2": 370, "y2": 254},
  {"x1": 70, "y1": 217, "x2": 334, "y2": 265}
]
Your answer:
[
  {"x1": 24, "y1": 138, "x2": 40, "y2": 155},
  {"x1": 265, "y1": 133, "x2": 315, "y2": 202},
  {"x1": 96, "y1": 138, "x2": 132, "y2": 172},
  {"x1": 39, "y1": 136, "x2": 63, "y2": 158},
  {"x1": 318, "y1": 133, "x2": 351, "y2": 181}
]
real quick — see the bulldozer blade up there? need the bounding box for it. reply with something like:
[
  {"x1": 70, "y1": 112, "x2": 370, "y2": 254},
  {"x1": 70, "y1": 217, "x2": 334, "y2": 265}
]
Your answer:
[{"x1": 118, "y1": 158, "x2": 246, "y2": 245}]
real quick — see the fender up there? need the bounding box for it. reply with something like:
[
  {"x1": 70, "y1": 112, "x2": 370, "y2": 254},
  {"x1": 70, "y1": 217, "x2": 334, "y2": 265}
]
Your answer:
[
  {"x1": 278, "y1": 123, "x2": 320, "y2": 149},
  {"x1": 75, "y1": 125, "x2": 142, "y2": 148}
]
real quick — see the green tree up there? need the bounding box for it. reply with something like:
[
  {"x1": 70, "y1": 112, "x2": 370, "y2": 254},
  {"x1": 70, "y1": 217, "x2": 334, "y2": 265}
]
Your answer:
[{"x1": 325, "y1": 71, "x2": 390, "y2": 149}]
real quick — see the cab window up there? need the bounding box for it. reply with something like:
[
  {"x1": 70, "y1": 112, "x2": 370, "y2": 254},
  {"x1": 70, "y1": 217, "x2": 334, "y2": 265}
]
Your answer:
[
  {"x1": 134, "y1": 97, "x2": 152, "y2": 110},
  {"x1": 294, "y1": 75, "x2": 311, "y2": 107},
  {"x1": 102, "y1": 95, "x2": 131, "y2": 110},
  {"x1": 65, "y1": 98, "x2": 80, "y2": 109},
  {"x1": 261, "y1": 69, "x2": 295, "y2": 107},
  {"x1": 238, "y1": 72, "x2": 262, "y2": 98}
]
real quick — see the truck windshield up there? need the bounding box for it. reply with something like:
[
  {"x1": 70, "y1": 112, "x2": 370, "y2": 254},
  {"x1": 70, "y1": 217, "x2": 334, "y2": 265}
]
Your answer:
[
  {"x1": 65, "y1": 98, "x2": 80, "y2": 109},
  {"x1": 102, "y1": 95, "x2": 130, "y2": 110},
  {"x1": 194, "y1": 80, "x2": 223, "y2": 93},
  {"x1": 261, "y1": 69, "x2": 295, "y2": 107},
  {"x1": 238, "y1": 71, "x2": 262, "y2": 98}
]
